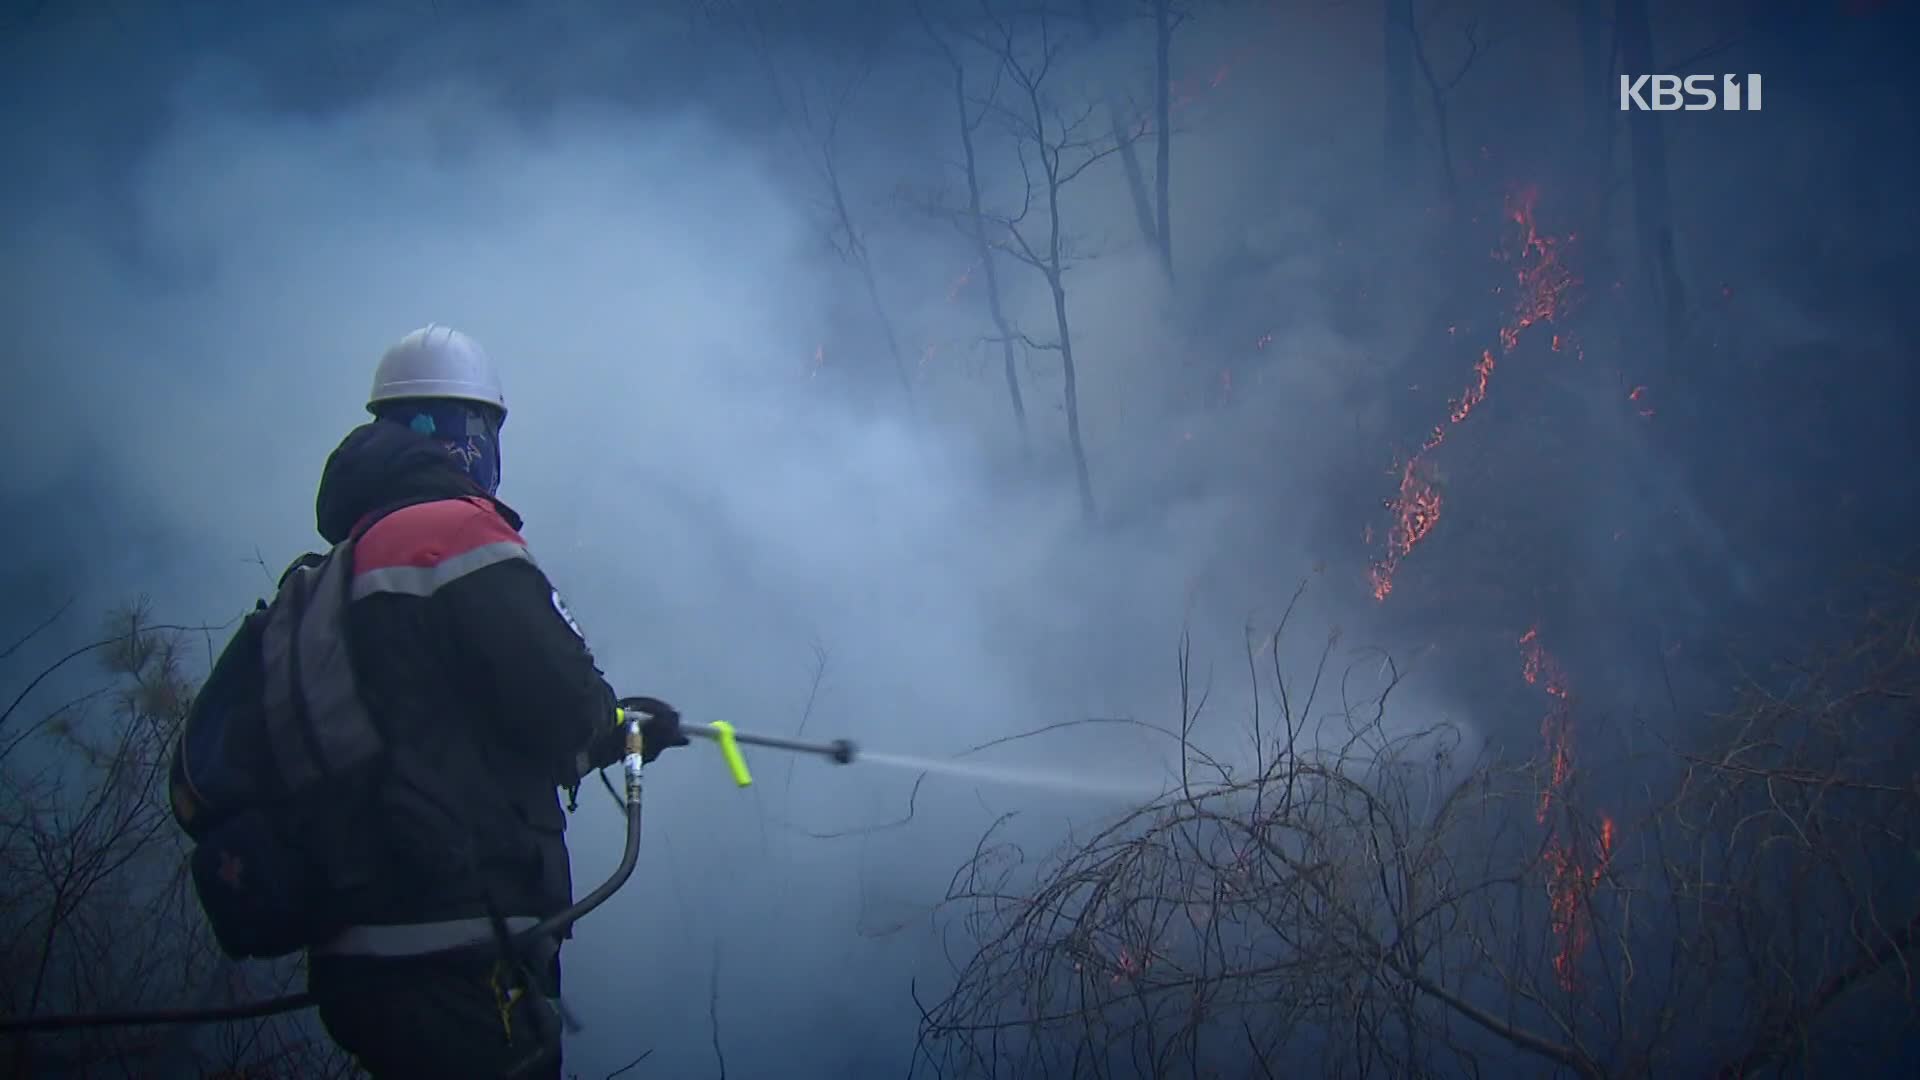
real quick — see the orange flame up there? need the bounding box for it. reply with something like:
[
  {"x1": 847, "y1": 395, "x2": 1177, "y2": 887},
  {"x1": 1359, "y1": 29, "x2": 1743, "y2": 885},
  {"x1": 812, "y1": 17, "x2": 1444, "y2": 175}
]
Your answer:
[
  {"x1": 1629, "y1": 384, "x2": 1655, "y2": 419},
  {"x1": 1148, "y1": 18, "x2": 1279, "y2": 134},
  {"x1": 946, "y1": 259, "x2": 981, "y2": 302},
  {"x1": 1542, "y1": 812, "x2": 1615, "y2": 989},
  {"x1": 1519, "y1": 625, "x2": 1615, "y2": 990},
  {"x1": 1368, "y1": 457, "x2": 1443, "y2": 601},
  {"x1": 1501, "y1": 187, "x2": 1577, "y2": 342},
  {"x1": 1367, "y1": 187, "x2": 1577, "y2": 601},
  {"x1": 1443, "y1": 350, "x2": 1496, "y2": 428}
]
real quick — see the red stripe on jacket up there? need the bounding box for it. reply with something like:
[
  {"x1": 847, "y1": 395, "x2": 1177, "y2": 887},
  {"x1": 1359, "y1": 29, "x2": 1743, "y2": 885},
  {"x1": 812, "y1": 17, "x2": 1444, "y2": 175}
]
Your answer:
[{"x1": 354, "y1": 498, "x2": 527, "y2": 574}]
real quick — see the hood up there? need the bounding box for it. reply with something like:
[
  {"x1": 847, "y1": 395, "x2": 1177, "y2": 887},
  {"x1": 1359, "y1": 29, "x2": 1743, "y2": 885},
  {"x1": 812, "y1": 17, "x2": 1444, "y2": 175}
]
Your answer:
[{"x1": 315, "y1": 421, "x2": 523, "y2": 544}]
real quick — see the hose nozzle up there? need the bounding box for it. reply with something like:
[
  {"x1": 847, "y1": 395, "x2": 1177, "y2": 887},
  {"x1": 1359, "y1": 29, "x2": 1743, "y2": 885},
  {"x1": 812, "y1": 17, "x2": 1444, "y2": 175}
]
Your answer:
[{"x1": 684, "y1": 723, "x2": 858, "y2": 766}]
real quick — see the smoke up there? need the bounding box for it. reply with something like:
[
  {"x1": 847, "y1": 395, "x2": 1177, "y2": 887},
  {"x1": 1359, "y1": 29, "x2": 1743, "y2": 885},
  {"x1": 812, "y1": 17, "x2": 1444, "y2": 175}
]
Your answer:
[
  {"x1": 5, "y1": 0, "x2": 1916, "y2": 1075},
  {"x1": 0, "y1": 6, "x2": 1339, "y2": 1073}
]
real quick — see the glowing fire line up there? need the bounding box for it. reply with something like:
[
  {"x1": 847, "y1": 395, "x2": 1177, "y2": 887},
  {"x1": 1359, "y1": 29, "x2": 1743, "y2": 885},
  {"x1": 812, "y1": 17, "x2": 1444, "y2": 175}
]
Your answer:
[
  {"x1": 1520, "y1": 625, "x2": 1616, "y2": 990},
  {"x1": 1368, "y1": 186, "x2": 1576, "y2": 601},
  {"x1": 1362, "y1": 188, "x2": 1610, "y2": 991}
]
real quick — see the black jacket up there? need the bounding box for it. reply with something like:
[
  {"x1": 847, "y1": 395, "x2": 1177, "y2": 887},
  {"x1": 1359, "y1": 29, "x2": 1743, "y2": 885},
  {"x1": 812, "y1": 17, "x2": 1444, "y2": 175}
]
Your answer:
[{"x1": 314, "y1": 421, "x2": 615, "y2": 926}]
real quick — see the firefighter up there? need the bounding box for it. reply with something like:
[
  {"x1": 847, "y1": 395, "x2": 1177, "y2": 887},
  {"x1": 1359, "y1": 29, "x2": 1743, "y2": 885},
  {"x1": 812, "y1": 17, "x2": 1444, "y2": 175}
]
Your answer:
[{"x1": 301, "y1": 324, "x2": 688, "y2": 1078}]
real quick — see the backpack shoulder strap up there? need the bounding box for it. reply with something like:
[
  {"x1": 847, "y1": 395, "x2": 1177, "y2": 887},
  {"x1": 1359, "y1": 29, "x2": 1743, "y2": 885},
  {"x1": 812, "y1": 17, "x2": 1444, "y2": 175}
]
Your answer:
[
  {"x1": 276, "y1": 552, "x2": 326, "y2": 590},
  {"x1": 259, "y1": 518, "x2": 398, "y2": 790}
]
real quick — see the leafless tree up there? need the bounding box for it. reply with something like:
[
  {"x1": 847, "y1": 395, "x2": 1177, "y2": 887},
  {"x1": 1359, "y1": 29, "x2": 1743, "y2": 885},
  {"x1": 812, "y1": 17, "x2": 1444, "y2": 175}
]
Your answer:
[
  {"x1": 917, "y1": 3, "x2": 1035, "y2": 455},
  {"x1": 1, "y1": 603, "x2": 353, "y2": 1078},
  {"x1": 1662, "y1": 569, "x2": 1920, "y2": 1077},
  {"x1": 1404, "y1": 0, "x2": 1487, "y2": 205},
  {"x1": 691, "y1": 0, "x2": 918, "y2": 409},
  {"x1": 1383, "y1": 0, "x2": 1419, "y2": 189},
  {"x1": 1143, "y1": 0, "x2": 1180, "y2": 282},
  {"x1": 1074, "y1": 0, "x2": 1192, "y2": 283},
  {"x1": 1611, "y1": 0, "x2": 1688, "y2": 371},
  {"x1": 958, "y1": 0, "x2": 1141, "y2": 521}
]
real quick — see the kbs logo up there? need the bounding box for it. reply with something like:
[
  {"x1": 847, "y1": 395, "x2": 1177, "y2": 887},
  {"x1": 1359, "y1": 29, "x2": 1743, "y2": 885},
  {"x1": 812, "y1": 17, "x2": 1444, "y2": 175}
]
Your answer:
[{"x1": 1619, "y1": 74, "x2": 1763, "y2": 111}]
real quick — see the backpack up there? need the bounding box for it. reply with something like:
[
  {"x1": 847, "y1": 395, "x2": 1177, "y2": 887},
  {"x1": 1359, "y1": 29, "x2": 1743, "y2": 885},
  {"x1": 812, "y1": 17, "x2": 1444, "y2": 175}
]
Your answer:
[{"x1": 168, "y1": 529, "x2": 387, "y2": 960}]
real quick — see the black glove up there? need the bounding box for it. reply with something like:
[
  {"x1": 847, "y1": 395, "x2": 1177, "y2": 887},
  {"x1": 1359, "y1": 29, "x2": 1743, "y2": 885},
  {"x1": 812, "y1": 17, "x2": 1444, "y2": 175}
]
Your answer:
[
  {"x1": 582, "y1": 697, "x2": 690, "y2": 772},
  {"x1": 618, "y1": 695, "x2": 690, "y2": 764}
]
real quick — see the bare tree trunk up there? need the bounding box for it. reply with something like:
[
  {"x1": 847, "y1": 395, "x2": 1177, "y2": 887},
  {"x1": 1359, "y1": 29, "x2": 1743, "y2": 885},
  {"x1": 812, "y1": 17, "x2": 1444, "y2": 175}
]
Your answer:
[
  {"x1": 1405, "y1": 1, "x2": 1488, "y2": 209},
  {"x1": 1048, "y1": 276, "x2": 1097, "y2": 521},
  {"x1": 980, "y1": 258, "x2": 1030, "y2": 458},
  {"x1": 1575, "y1": 0, "x2": 1617, "y2": 234},
  {"x1": 1079, "y1": 0, "x2": 1162, "y2": 271},
  {"x1": 1040, "y1": 145, "x2": 1097, "y2": 521},
  {"x1": 949, "y1": 63, "x2": 1032, "y2": 455},
  {"x1": 1570, "y1": 0, "x2": 1625, "y2": 363},
  {"x1": 1576, "y1": 0, "x2": 1615, "y2": 189},
  {"x1": 1152, "y1": 0, "x2": 1174, "y2": 279},
  {"x1": 858, "y1": 257, "x2": 914, "y2": 407},
  {"x1": 1406, "y1": 0, "x2": 1460, "y2": 205},
  {"x1": 825, "y1": 157, "x2": 915, "y2": 409},
  {"x1": 972, "y1": 0, "x2": 1116, "y2": 521},
  {"x1": 1383, "y1": 0, "x2": 1417, "y2": 187},
  {"x1": 711, "y1": 0, "x2": 912, "y2": 409},
  {"x1": 1110, "y1": 97, "x2": 1160, "y2": 257},
  {"x1": 1614, "y1": 0, "x2": 1689, "y2": 371}
]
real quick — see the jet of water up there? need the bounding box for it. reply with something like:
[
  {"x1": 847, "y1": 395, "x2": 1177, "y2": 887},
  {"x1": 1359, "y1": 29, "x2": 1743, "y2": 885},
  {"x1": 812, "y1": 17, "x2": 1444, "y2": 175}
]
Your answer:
[{"x1": 858, "y1": 749, "x2": 1169, "y2": 803}]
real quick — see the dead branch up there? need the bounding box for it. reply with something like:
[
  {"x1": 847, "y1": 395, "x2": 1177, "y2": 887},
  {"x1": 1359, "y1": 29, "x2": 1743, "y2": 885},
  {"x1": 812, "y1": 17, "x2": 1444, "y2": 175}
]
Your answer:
[
  {"x1": 2, "y1": 603, "x2": 345, "y2": 1077},
  {"x1": 916, "y1": 569, "x2": 1920, "y2": 1076}
]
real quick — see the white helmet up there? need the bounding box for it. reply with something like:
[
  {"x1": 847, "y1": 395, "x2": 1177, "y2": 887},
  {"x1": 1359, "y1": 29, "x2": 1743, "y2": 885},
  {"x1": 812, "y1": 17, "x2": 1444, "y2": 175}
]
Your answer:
[{"x1": 367, "y1": 324, "x2": 508, "y2": 421}]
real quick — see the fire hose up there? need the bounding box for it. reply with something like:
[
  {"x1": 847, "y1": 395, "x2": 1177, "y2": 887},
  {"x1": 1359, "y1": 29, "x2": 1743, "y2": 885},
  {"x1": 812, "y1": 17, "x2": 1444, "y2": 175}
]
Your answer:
[{"x1": 0, "y1": 714, "x2": 859, "y2": 1044}]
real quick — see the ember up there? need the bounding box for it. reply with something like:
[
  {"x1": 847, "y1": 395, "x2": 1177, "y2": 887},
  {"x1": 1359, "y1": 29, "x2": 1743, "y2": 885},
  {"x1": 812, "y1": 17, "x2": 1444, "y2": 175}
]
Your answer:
[
  {"x1": 1367, "y1": 187, "x2": 1577, "y2": 600},
  {"x1": 1519, "y1": 625, "x2": 1615, "y2": 990}
]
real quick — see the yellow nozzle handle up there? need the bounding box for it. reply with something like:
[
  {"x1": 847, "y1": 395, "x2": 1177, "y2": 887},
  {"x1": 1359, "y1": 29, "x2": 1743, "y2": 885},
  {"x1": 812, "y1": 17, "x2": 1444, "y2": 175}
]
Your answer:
[
  {"x1": 709, "y1": 721, "x2": 754, "y2": 787},
  {"x1": 613, "y1": 708, "x2": 753, "y2": 788}
]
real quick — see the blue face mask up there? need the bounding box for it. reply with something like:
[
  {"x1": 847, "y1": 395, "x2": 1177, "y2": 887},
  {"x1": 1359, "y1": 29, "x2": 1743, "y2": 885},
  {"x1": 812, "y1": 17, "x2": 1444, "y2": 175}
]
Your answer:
[{"x1": 378, "y1": 400, "x2": 504, "y2": 495}]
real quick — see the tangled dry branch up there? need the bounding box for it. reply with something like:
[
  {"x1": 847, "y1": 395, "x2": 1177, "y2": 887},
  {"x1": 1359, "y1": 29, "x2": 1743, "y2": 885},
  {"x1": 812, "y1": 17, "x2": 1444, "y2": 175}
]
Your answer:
[
  {"x1": 912, "y1": 570, "x2": 1920, "y2": 1079},
  {"x1": 2, "y1": 604, "x2": 355, "y2": 1079}
]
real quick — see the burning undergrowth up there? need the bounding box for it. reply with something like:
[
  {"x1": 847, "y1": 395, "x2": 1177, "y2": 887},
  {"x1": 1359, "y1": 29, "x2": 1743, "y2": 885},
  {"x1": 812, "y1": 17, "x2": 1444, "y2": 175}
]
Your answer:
[
  {"x1": 913, "y1": 558, "x2": 1920, "y2": 1077},
  {"x1": 911, "y1": 166, "x2": 1919, "y2": 1074}
]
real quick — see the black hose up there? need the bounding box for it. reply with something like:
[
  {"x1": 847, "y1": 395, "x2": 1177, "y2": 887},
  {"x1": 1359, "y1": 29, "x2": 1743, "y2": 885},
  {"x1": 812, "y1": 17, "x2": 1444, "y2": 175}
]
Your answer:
[
  {"x1": 528, "y1": 783, "x2": 642, "y2": 943},
  {"x1": 0, "y1": 795, "x2": 645, "y2": 1036},
  {"x1": 0, "y1": 991, "x2": 319, "y2": 1035}
]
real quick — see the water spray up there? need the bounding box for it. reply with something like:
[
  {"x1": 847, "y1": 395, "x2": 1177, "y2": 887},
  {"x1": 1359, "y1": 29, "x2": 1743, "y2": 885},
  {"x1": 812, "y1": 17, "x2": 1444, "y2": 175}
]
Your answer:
[
  {"x1": 0, "y1": 710, "x2": 1153, "y2": 1039},
  {"x1": 682, "y1": 721, "x2": 1165, "y2": 802}
]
